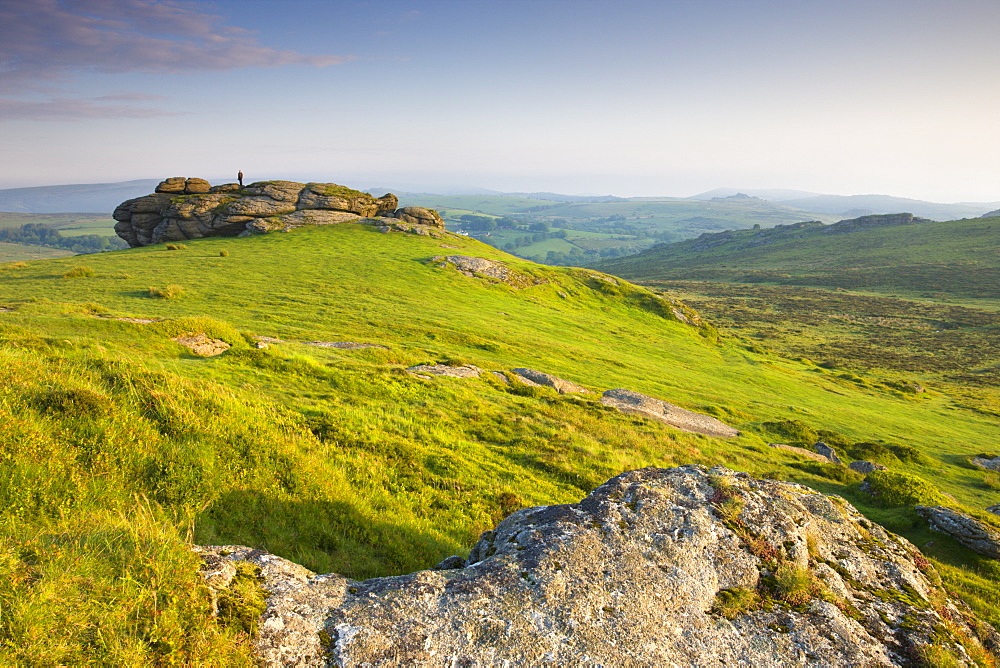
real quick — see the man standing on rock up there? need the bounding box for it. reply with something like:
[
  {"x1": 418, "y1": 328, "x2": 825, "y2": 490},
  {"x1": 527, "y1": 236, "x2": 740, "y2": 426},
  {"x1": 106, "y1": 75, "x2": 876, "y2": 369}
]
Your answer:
[{"x1": 238, "y1": 170, "x2": 244, "y2": 187}]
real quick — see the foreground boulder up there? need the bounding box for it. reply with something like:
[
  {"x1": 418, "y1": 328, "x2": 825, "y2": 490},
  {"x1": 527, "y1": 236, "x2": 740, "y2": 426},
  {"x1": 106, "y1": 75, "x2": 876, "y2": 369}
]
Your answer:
[
  {"x1": 113, "y1": 178, "x2": 442, "y2": 247},
  {"x1": 198, "y1": 466, "x2": 995, "y2": 666}
]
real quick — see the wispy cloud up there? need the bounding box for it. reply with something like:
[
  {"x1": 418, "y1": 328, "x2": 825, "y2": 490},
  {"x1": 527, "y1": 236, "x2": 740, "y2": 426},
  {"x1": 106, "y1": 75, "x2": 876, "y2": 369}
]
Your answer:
[{"x1": 0, "y1": 0, "x2": 353, "y2": 119}]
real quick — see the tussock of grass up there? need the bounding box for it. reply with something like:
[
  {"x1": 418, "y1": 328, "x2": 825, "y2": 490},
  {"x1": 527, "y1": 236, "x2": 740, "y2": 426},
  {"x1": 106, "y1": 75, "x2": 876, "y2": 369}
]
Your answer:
[
  {"x1": 149, "y1": 284, "x2": 185, "y2": 299},
  {"x1": 63, "y1": 265, "x2": 94, "y2": 278}
]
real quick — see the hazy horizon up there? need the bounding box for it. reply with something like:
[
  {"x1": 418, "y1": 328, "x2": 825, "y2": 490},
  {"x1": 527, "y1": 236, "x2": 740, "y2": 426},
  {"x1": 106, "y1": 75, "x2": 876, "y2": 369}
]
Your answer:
[{"x1": 2, "y1": 0, "x2": 999, "y2": 202}]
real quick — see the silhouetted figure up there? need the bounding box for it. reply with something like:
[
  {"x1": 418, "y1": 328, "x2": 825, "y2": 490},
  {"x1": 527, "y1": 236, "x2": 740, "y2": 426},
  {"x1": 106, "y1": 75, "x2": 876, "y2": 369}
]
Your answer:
[{"x1": 238, "y1": 170, "x2": 244, "y2": 187}]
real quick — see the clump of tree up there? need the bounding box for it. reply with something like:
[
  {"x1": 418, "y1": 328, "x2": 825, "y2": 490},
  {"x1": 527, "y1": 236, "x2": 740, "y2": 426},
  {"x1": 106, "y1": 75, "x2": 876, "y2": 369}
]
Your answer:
[{"x1": 0, "y1": 223, "x2": 127, "y2": 253}]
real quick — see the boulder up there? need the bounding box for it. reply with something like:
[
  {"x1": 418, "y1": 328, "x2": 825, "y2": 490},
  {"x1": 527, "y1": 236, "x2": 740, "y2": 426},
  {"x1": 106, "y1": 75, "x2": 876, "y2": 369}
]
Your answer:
[
  {"x1": 171, "y1": 333, "x2": 230, "y2": 357},
  {"x1": 602, "y1": 388, "x2": 739, "y2": 437},
  {"x1": 154, "y1": 176, "x2": 186, "y2": 193},
  {"x1": 814, "y1": 441, "x2": 842, "y2": 464},
  {"x1": 511, "y1": 368, "x2": 588, "y2": 394},
  {"x1": 972, "y1": 455, "x2": 1000, "y2": 472},
  {"x1": 769, "y1": 443, "x2": 832, "y2": 463},
  {"x1": 849, "y1": 460, "x2": 888, "y2": 474},
  {"x1": 988, "y1": 504, "x2": 1000, "y2": 516},
  {"x1": 184, "y1": 177, "x2": 211, "y2": 194},
  {"x1": 198, "y1": 466, "x2": 994, "y2": 666},
  {"x1": 915, "y1": 505, "x2": 1000, "y2": 558},
  {"x1": 394, "y1": 206, "x2": 444, "y2": 228}
]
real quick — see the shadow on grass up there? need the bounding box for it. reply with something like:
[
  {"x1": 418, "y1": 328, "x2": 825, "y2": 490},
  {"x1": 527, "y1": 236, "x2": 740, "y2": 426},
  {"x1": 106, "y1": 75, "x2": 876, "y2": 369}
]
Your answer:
[{"x1": 195, "y1": 490, "x2": 463, "y2": 581}]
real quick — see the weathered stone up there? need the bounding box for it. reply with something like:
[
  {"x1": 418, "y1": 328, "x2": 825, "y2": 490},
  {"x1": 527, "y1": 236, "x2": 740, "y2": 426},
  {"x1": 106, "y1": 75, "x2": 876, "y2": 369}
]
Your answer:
[
  {"x1": 602, "y1": 388, "x2": 738, "y2": 437},
  {"x1": 988, "y1": 504, "x2": 1000, "y2": 516},
  {"x1": 171, "y1": 333, "x2": 230, "y2": 357},
  {"x1": 972, "y1": 455, "x2": 1000, "y2": 472},
  {"x1": 770, "y1": 443, "x2": 833, "y2": 462},
  {"x1": 432, "y1": 555, "x2": 465, "y2": 570},
  {"x1": 431, "y1": 255, "x2": 532, "y2": 287},
  {"x1": 225, "y1": 195, "x2": 299, "y2": 218},
  {"x1": 198, "y1": 466, "x2": 994, "y2": 667},
  {"x1": 849, "y1": 460, "x2": 888, "y2": 474},
  {"x1": 406, "y1": 364, "x2": 482, "y2": 378},
  {"x1": 915, "y1": 505, "x2": 1000, "y2": 558},
  {"x1": 511, "y1": 368, "x2": 588, "y2": 394},
  {"x1": 814, "y1": 441, "x2": 842, "y2": 464},
  {"x1": 394, "y1": 206, "x2": 444, "y2": 228},
  {"x1": 184, "y1": 177, "x2": 211, "y2": 194},
  {"x1": 241, "y1": 181, "x2": 303, "y2": 202},
  {"x1": 375, "y1": 193, "x2": 398, "y2": 214},
  {"x1": 209, "y1": 183, "x2": 242, "y2": 193},
  {"x1": 154, "y1": 176, "x2": 186, "y2": 193},
  {"x1": 297, "y1": 183, "x2": 381, "y2": 216}
]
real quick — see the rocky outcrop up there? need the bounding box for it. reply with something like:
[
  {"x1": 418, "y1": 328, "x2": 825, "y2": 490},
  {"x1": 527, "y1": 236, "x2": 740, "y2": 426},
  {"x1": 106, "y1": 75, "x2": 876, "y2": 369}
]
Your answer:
[
  {"x1": 915, "y1": 505, "x2": 1000, "y2": 559},
  {"x1": 602, "y1": 388, "x2": 739, "y2": 437},
  {"x1": 849, "y1": 460, "x2": 888, "y2": 474},
  {"x1": 113, "y1": 178, "x2": 440, "y2": 247},
  {"x1": 198, "y1": 466, "x2": 996, "y2": 666},
  {"x1": 431, "y1": 255, "x2": 535, "y2": 288},
  {"x1": 511, "y1": 368, "x2": 589, "y2": 394}
]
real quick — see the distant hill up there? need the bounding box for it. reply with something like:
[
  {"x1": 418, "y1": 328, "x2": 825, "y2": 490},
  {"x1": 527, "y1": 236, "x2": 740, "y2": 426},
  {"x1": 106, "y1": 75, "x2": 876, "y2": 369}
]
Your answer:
[
  {"x1": 689, "y1": 188, "x2": 1000, "y2": 221},
  {"x1": 776, "y1": 194, "x2": 999, "y2": 221},
  {"x1": 594, "y1": 213, "x2": 1000, "y2": 299},
  {"x1": 0, "y1": 179, "x2": 160, "y2": 214}
]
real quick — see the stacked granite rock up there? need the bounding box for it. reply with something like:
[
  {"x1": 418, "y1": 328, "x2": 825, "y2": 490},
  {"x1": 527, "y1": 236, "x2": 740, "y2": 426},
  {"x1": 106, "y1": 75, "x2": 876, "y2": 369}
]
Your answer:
[{"x1": 113, "y1": 177, "x2": 443, "y2": 247}]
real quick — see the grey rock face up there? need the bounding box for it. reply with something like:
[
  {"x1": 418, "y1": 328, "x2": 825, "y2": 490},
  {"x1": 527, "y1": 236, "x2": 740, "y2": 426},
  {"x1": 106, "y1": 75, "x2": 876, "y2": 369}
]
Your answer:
[
  {"x1": 511, "y1": 368, "x2": 589, "y2": 394},
  {"x1": 602, "y1": 388, "x2": 739, "y2": 437},
  {"x1": 988, "y1": 504, "x2": 1000, "y2": 516},
  {"x1": 113, "y1": 178, "x2": 429, "y2": 247},
  {"x1": 972, "y1": 455, "x2": 1000, "y2": 472},
  {"x1": 915, "y1": 505, "x2": 1000, "y2": 558},
  {"x1": 198, "y1": 466, "x2": 993, "y2": 667},
  {"x1": 813, "y1": 441, "x2": 842, "y2": 464},
  {"x1": 431, "y1": 255, "x2": 531, "y2": 286},
  {"x1": 849, "y1": 460, "x2": 888, "y2": 474}
]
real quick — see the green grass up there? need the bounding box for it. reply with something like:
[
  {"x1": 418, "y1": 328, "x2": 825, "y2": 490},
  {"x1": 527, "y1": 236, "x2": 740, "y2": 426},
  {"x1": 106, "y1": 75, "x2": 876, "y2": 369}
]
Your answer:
[{"x1": 1, "y1": 222, "x2": 999, "y2": 661}]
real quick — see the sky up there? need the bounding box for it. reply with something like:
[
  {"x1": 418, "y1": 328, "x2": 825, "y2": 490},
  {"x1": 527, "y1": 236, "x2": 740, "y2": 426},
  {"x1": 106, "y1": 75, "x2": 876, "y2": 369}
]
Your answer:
[{"x1": 1, "y1": 0, "x2": 999, "y2": 201}]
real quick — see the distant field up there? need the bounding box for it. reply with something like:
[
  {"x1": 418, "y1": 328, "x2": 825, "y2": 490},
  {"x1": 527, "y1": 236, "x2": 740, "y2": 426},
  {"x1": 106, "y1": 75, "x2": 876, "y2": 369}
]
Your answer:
[
  {"x1": 0, "y1": 242, "x2": 75, "y2": 262},
  {"x1": 0, "y1": 211, "x2": 112, "y2": 229}
]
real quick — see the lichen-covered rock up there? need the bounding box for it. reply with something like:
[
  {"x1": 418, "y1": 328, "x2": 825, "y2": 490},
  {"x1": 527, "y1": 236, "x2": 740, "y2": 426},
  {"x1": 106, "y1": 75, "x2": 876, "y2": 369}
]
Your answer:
[
  {"x1": 171, "y1": 333, "x2": 230, "y2": 357},
  {"x1": 602, "y1": 388, "x2": 739, "y2": 437},
  {"x1": 510, "y1": 367, "x2": 588, "y2": 394},
  {"x1": 113, "y1": 178, "x2": 422, "y2": 247},
  {"x1": 915, "y1": 505, "x2": 1000, "y2": 558},
  {"x1": 770, "y1": 442, "x2": 834, "y2": 462},
  {"x1": 198, "y1": 466, "x2": 997, "y2": 667}
]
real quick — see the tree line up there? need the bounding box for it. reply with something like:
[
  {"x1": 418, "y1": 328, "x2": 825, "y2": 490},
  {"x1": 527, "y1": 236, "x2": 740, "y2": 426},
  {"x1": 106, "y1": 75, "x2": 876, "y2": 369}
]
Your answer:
[{"x1": 0, "y1": 223, "x2": 128, "y2": 254}]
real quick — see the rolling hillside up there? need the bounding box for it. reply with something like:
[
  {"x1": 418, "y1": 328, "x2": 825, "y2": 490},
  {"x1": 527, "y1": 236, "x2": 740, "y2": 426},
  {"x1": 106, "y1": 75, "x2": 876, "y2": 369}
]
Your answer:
[
  {"x1": 594, "y1": 214, "x2": 1000, "y2": 300},
  {"x1": 1, "y1": 219, "x2": 999, "y2": 662}
]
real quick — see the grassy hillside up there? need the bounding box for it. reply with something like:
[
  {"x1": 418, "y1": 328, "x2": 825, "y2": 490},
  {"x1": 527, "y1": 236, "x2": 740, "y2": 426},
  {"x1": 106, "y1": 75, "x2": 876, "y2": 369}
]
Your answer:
[
  {"x1": 595, "y1": 215, "x2": 1000, "y2": 300},
  {"x1": 1, "y1": 223, "x2": 999, "y2": 663}
]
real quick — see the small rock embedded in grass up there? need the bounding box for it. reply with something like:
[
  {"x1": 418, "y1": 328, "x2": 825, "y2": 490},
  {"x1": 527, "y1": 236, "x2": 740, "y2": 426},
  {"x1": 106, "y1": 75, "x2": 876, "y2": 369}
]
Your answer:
[
  {"x1": 305, "y1": 341, "x2": 388, "y2": 350},
  {"x1": 172, "y1": 333, "x2": 230, "y2": 357},
  {"x1": 407, "y1": 364, "x2": 482, "y2": 378}
]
